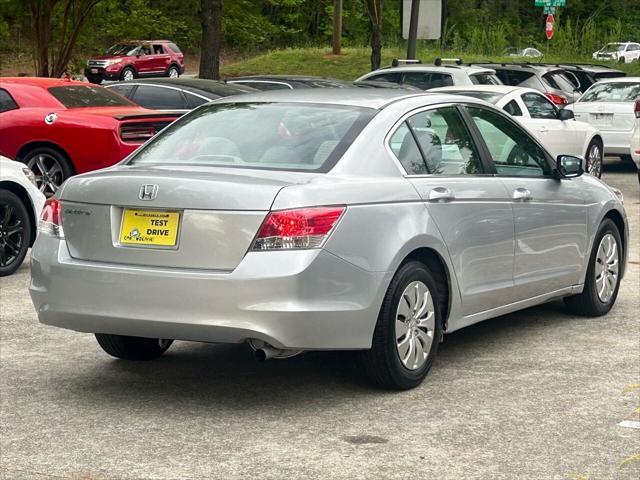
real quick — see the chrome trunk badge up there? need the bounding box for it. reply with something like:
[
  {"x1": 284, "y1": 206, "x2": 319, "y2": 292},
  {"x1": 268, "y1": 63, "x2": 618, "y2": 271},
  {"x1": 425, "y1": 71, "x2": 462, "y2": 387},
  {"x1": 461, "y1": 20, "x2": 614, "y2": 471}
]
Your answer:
[{"x1": 139, "y1": 184, "x2": 159, "y2": 201}]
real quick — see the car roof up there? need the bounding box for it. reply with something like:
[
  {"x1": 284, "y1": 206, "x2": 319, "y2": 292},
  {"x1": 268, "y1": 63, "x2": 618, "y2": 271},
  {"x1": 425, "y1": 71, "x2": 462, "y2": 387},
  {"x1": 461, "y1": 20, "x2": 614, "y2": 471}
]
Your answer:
[
  {"x1": 554, "y1": 64, "x2": 625, "y2": 73},
  {"x1": 228, "y1": 75, "x2": 349, "y2": 83},
  {"x1": 110, "y1": 78, "x2": 255, "y2": 96},
  {"x1": 591, "y1": 76, "x2": 640, "y2": 84},
  {"x1": 433, "y1": 85, "x2": 521, "y2": 94},
  {"x1": 0, "y1": 77, "x2": 92, "y2": 88},
  {"x1": 373, "y1": 65, "x2": 496, "y2": 75},
  {"x1": 212, "y1": 88, "x2": 463, "y2": 110}
]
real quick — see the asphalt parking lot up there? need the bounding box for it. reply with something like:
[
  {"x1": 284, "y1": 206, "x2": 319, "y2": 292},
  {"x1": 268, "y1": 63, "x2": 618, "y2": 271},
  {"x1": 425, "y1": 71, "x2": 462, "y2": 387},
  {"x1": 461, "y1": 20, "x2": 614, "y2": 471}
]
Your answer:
[{"x1": 1, "y1": 159, "x2": 638, "y2": 480}]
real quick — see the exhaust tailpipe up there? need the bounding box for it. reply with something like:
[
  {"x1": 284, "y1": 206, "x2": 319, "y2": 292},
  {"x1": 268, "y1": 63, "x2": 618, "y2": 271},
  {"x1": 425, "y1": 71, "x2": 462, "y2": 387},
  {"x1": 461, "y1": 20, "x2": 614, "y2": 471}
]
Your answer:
[{"x1": 249, "y1": 339, "x2": 303, "y2": 361}]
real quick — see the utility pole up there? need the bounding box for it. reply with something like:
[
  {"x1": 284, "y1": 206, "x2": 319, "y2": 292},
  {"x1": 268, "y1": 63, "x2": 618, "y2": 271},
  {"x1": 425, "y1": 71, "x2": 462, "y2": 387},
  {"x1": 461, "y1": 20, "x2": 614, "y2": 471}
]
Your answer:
[
  {"x1": 332, "y1": 0, "x2": 343, "y2": 55},
  {"x1": 406, "y1": 0, "x2": 420, "y2": 59}
]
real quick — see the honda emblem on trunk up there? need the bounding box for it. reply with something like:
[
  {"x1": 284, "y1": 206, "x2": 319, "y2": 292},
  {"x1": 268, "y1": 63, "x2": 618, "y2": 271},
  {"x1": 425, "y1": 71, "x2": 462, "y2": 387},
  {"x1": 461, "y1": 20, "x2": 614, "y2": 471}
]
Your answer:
[{"x1": 139, "y1": 184, "x2": 159, "y2": 201}]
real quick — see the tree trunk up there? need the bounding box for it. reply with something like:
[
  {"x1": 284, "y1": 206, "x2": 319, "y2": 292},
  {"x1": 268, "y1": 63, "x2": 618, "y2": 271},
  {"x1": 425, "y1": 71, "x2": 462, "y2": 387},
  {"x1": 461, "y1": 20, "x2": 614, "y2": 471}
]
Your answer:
[
  {"x1": 364, "y1": 0, "x2": 384, "y2": 71},
  {"x1": 332, "y1": 0, "x2": 342, "y2": 55},
  {"x1": 199, "y1": 0, "x2": 222, "y2": 80},
  {"x1": 30, "y1": 0, "x2": 56, "y2": 77}
]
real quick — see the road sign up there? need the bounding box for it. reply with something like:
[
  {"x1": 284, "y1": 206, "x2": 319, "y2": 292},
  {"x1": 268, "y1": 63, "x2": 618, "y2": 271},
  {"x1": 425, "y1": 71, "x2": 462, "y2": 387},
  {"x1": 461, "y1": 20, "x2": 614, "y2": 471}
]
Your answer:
[
  {"x1": 546, "y1": 14, "x2": 554, "y2": 40},
  {"x1": 544, "y1": 5, "x2": 557, "y2": 13},
  {"x1": 535, "y1": 0, "x2": 566, "y2": 6},
  {"x1": 401, "y1": 0, "x2": 442, "y2": 40}
]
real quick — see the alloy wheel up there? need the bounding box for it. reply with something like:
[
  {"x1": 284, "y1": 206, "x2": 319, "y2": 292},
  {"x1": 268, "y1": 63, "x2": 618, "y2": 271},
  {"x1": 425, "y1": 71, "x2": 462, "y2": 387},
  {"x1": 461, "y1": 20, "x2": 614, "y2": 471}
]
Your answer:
[
  {"x1": 395, "y1": 280, "x2": 435, "y2": 370},
  {"x1": 26, "y1": 153, "x2": 64, "y2": 196},
  {"x1": 123, "y1": 69, "x2": 134, "y2": 81},
  {"x1": 0, "y1": 202, "x2": 25, "y2": 269},
  {"x1": 588, "y1": 144, "x2": 603, "y2": 177},
  {"x1": 595, "y1": 233, "x2": 619, "y2": 303},
  {"x1": 169, "y1": 68, "x2": 179, "y2": 78}
]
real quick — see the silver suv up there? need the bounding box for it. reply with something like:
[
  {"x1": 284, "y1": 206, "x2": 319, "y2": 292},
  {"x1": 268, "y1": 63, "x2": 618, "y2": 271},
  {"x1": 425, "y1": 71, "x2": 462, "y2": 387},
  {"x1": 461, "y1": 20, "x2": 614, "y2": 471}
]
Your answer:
[{"x1": 355, "y1": 58, "x2": 502, "y2": 91}]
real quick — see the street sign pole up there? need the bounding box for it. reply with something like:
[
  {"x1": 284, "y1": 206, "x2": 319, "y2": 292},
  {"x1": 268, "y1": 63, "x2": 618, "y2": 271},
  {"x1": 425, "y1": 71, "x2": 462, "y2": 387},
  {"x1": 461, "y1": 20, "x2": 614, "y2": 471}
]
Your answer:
[{"x1": 407, "y1": 0, "x2": 421, "y2": 60}]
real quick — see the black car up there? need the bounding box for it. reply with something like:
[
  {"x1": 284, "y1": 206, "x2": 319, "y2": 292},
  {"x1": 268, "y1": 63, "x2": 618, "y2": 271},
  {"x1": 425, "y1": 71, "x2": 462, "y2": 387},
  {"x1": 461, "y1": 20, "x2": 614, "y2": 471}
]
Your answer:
[
  {"x1": 547, "y1": 64, "x2": 626, "y2": 93},
  {"x1": 104, "y1": 77, "x2": 256, "y2": 111}
]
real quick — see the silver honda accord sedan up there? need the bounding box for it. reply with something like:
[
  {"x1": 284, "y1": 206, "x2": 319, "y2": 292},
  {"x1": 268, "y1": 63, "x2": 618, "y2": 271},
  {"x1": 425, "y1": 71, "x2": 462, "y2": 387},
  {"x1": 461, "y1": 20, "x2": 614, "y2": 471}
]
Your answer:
[{"x1": 30, "y1": 89, "x2": 628, "y2": 389}]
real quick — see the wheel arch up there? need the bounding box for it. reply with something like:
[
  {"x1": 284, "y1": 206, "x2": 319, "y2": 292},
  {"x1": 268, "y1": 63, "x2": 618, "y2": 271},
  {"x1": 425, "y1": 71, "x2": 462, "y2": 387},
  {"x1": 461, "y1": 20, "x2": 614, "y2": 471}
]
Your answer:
[
  {"x1": 399, "y1": 247, "x2": 453, "y2": 332},
  {"x1": 603, "y1": 209, "x2": 627, "y2": 278},
  {"x1": 0, "y1": 181, "x2": 37, "y2": 246},
  {"x1": 15, "y1": 141, "x2": 76, "y2": 175}
]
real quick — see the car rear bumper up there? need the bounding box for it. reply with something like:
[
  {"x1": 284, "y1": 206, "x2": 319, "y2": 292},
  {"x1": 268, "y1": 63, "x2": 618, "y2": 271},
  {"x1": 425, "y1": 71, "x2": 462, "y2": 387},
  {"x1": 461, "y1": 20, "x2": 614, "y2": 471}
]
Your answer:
[
  {"x1": 601, "y1": 131, "x2": 633, "y2": 155},
  {"x1": 29, "y1": 235, "x2": 389, "y2": 350}
]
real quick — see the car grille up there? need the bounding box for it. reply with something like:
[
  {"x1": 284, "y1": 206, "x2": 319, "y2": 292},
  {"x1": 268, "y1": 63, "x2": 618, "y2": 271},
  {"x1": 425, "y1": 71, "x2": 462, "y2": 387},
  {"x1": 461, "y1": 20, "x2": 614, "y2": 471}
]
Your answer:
[{"x1": 87, "y1": 60, "x2": 109, "y2": 68}]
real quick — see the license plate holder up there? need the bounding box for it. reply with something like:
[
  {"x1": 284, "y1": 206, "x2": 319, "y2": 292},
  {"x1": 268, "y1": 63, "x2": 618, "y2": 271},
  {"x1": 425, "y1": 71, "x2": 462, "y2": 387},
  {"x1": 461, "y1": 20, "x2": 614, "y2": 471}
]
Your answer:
[
  {"x1": 119, "y1": 209, "x2": 181, "y2": 247},
  {"x1": 90, "y1": 68, "x2": 98, "y2": 74},
  {"x1": 591, "y1": 113, "x2": 613, "y2": 126}
]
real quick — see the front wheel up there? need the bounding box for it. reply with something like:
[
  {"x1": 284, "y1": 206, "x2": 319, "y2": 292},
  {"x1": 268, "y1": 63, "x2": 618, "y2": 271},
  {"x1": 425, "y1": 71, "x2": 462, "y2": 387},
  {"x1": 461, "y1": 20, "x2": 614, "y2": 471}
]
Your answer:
[
  {"x1": 95, "y1": 334, "x2": 173, "y2": 360},
  {"x1": 360, "y1": 261, "x2": 442, "y2": 390},
  {"x1": 586, "y1": 139, "x2": 603, "y2": 178},
  {"x1": 120, "y1": 67, "x2": 135, "y2": 82},
  {"x1": 564, "y1": 219, "x2": 622, "y2": 316}
]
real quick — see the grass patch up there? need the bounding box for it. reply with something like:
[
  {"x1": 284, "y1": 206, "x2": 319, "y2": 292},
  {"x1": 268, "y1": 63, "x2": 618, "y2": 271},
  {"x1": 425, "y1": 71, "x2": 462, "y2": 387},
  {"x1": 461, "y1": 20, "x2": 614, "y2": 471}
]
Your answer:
[{"x1": 221, "y1": 46, "x2": 640, "y2": 80}]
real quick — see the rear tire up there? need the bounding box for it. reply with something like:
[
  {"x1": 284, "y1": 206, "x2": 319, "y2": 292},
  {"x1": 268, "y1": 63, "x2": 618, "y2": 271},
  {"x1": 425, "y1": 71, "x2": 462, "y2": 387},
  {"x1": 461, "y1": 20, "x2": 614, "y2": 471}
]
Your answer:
[
  {"x1": 95, "y1": 334, "x2": 173, "y2": 360},
  {"x1": 360, "y1": 261, "x2": 442, "y2": 390},
  {"x1": 564, "y1": 219, "x2": 622, "y2": 316},
  {"x1": 167, "y1": 65, "x2": 180, "y2": 78},
  {"x1": 0, "y1": 190, "x2": 31, "y2": 277},
  {"x1": 22, "y1": 147, "x2": 74, "y2": 197}
]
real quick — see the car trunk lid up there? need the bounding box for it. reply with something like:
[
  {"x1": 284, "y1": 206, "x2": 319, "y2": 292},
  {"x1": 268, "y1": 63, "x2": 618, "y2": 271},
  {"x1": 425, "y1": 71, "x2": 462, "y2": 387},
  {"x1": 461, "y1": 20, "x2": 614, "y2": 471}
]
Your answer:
[
  {"x1": 572, "y1": 101, "x2": 636, "y2": 132},
  {"x1": 60, "y1": 166, "x2": 313, "y2": 270}
]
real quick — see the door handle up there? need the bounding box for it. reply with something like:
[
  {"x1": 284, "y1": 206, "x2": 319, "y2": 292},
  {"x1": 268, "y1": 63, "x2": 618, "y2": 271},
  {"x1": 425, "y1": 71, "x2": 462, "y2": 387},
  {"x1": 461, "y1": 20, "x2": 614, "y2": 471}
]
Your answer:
[
  {"x1": 428, "y1": 187, "x2": 455, "y2": 202},
  {"x1": 513, "y1": 187, "x2": 532, "y2": 201}
]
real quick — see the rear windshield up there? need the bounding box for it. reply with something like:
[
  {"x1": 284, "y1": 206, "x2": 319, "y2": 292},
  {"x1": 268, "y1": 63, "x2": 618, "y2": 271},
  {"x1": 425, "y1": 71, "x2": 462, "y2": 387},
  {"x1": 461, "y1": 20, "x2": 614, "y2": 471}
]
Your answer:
[
  {"x1": 469, "y1": 73, "x2": 501, "y2": 85},
  {"x1": 542, "y1": 71, "x2": 577, "y2": 92},
  {"x1": 49, "y1": 85, "x2": 135, "y2": 108},
  {"x1": 48, "y1": 85, "x2": 135, "y2": 108},
  {"x1": 128, "y1": 102, "x2": 376, "y2": 172},
  {"x1": 580, "y1": 82, "x2": 640, "y2": 103}
]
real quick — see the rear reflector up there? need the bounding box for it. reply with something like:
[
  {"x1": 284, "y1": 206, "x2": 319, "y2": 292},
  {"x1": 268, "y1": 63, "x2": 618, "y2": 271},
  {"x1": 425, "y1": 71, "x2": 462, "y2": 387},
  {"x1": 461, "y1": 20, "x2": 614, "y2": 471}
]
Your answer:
[
  {"x1": 252, "y1": 206, "x2": 345, "y2": 250},
  {"x1": 634, "y1": 100, "x2": 639, "y2": 119},
  {"x1": 545, "y1": 93, "x2": 568, "y2": 106},
  {"x1": 39, "y1": 198, "x2": 64, "y2": 237}
]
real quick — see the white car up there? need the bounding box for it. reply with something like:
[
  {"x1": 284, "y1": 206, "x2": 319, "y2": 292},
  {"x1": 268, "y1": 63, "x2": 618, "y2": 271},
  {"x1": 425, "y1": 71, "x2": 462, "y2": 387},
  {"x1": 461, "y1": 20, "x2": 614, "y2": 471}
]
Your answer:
[
  {"x1": 567, "y1": 77, "x2": 640, "y2": 165},
  {"x1": 355, "y1": 58, "x2": 502, "y2": 90},
  {"x1": 503, "y1": 47, "x2": 543, "y2": 58},
  {"x1": 433, "y1": 85, "x2": 605, "y2": 177},
  {"x1": 593, "y1": 42, "x2": 640, "y2": 64},
  {"x1": 0, "y1": 156, "x2": 45, "y2": 276},
  {"x1": 631, "y1": 102, "x2": 640, "y2": 181}
]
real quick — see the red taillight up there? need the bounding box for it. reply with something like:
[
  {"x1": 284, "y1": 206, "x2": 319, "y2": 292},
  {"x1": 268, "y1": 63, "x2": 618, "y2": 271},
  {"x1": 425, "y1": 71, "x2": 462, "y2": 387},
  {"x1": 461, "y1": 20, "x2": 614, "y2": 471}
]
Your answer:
[
  {"x1": 120, "y1": 125, "x2": 157, "y2": 143},
  {"x1": 545, "y1": 93, "x2": 568, "y2": 105},
  {"x1": 39, "y1": 198, "x2": 64, "y2": 237},
  {"x1": 634, "y1": 99, "x2": 640, "y2": 119},
  {"x1": 252, "y1": 206, "x2": 346, "y2": 250}
]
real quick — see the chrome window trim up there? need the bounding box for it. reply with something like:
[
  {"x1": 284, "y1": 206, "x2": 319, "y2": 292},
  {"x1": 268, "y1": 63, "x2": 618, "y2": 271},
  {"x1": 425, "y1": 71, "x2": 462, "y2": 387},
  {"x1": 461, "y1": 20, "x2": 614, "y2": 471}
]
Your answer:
[
  {"x1": 105, "y1": 83, "x2": 211, "y2": 102},
  {"x1": 227, "y1": 80, "x2": 294, "y2": 90}
]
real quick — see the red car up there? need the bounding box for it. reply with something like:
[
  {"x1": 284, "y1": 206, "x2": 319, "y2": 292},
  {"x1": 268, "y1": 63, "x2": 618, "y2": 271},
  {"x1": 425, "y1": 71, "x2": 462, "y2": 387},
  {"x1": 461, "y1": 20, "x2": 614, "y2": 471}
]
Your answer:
[
  {"x1": 85, "y1": 40, "x2": 185, "y2": 84},
  {"x1": 0, "y1": 77, "x2": 181, "y2": 196}
]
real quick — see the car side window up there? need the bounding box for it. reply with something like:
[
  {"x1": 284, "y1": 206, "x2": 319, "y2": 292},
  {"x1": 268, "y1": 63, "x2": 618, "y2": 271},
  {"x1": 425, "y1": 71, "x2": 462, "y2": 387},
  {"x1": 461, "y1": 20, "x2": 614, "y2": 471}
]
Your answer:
[
  {"x1": 132, "y1": 86, "x2": 187, "y2": 109},
  {"x1": 0, "y1": 89, "x2": 18, "y2": 113},
  {"x1": 401, "y1": 72, "x2": 431, "y2": 90},
  {"x1": 185, "y1": 92, "x2": 211, "y2": 109},
  {"x1": 388, "y1": 107, "x2": 483, "y2": 175},
  {"x1": 427, "y1": 73, "x2": 453, "y2": 88},
  {"x1": 152, "y1": 44, "x2": 165, "y2": 55},
  {"x1": 521, "y1": 93, "x2": 558, "y2": 119},
  {"x1": 107, "y1": 84, "x2": 136, "y2": 99},
  {"x1": 503, "y1": 100, "x2": 523, "y2": 116},
  {"x1": 467, "y1": 106, "x2": 551, "y2": 177},
  {"x1": 388, "y1": 124, "x2": 428, "y2": 175},
  {"x1": 368, "y1": 72, "x2": 402, "y2": 84}
]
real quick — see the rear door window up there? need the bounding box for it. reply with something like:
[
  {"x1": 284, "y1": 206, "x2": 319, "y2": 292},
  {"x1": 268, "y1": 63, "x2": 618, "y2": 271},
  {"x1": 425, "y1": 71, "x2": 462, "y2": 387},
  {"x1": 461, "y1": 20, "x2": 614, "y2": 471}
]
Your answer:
[
  {"x1": 470, "y1": 73, "x2": 501, "y2": 85},
  {"x1": 367, "y1": 72, "x2": 402, "y2": 84},
  {"x1": 0, "y1": 89, "x2": 18, "y2": 112},
  {"x1": 132, "y1": 86, "x2": 188, "y2": 109},
  {"x1": 503, "y1": 100, "x2": 522, "y2": 116},
  {"x1": 152, "y1": 44, "x2": 166, "y2": 55},
  {"x1": 427, "y1": 73, "x2": 453, "y2": 88},
  {"x1": 185, "y1": 92, "x2": 211, "y2": 109},
  {"x1": 106, "y1": 84, "x2": 136, "y2": 99},
  {"x1": 401, "y1": 72, "x2": 432, "y2": 90}
]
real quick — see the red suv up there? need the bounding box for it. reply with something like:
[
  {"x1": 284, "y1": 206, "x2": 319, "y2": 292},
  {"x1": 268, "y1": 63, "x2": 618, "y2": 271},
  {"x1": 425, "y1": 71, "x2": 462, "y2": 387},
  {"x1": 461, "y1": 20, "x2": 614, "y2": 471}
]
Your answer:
[{"x1": 85, "y1": 40, "x2": 185, "y2": 84}]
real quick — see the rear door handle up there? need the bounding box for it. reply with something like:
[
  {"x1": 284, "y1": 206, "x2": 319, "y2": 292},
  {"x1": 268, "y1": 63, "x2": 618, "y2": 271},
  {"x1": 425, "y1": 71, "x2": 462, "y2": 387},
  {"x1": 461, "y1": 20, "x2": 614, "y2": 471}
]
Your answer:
[
  {"x1": 513, "y1": 187, "x2": 532, "y2": 201},
  {"x1": 428, "y1": 187, "x2": 455, "y2": 202}
]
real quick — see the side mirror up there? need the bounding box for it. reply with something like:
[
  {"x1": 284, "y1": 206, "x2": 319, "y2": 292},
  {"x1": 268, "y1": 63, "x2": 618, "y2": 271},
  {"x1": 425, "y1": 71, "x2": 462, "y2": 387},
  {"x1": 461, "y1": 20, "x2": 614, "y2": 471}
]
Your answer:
[
  {"x1": 558, "y1": 108, "x2": 574, "y2": 121},
  {"x1": 556, "y1": 155, "x2": 584, "y2": 178}
]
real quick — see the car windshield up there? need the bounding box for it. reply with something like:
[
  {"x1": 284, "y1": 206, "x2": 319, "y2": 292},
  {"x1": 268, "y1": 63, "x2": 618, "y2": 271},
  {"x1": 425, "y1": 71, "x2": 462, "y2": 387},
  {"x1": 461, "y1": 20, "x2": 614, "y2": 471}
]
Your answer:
[
  {"x1": 441, "y1": 91, "x2": 505, "y2": 104},
  {"x1": 48, "y1": 85, "x2": 135, "y2": 108},
  {"x1": 105, "y1": 44, "x2": 139, "y2": 56},
  {"x1": 602, "y1": 44, "x2": 625, "y2": 53},
  {"x1": 127, "y1": 102, "x2": 375, "y2": 172},
  {"x1": 580, "y1": 82, "x2": 640, "y2": 102}
]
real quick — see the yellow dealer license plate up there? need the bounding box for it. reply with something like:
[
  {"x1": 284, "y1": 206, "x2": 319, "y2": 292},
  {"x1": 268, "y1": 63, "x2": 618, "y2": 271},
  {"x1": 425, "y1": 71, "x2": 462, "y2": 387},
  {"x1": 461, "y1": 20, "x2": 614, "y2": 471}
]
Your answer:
[{"x1": 120, "y1": 209, "x2": 180, "y2": 247}]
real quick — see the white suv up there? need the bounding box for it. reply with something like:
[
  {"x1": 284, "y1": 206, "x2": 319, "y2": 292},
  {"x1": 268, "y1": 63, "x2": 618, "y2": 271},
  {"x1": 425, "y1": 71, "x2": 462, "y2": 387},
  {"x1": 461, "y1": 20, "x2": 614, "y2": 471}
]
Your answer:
[
  {"x1": 593, "y1": 42, "x2": 640, "y2": 64},
  {"x1": 355, "y1": 58, "x2": 502, "y2": 90}
]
